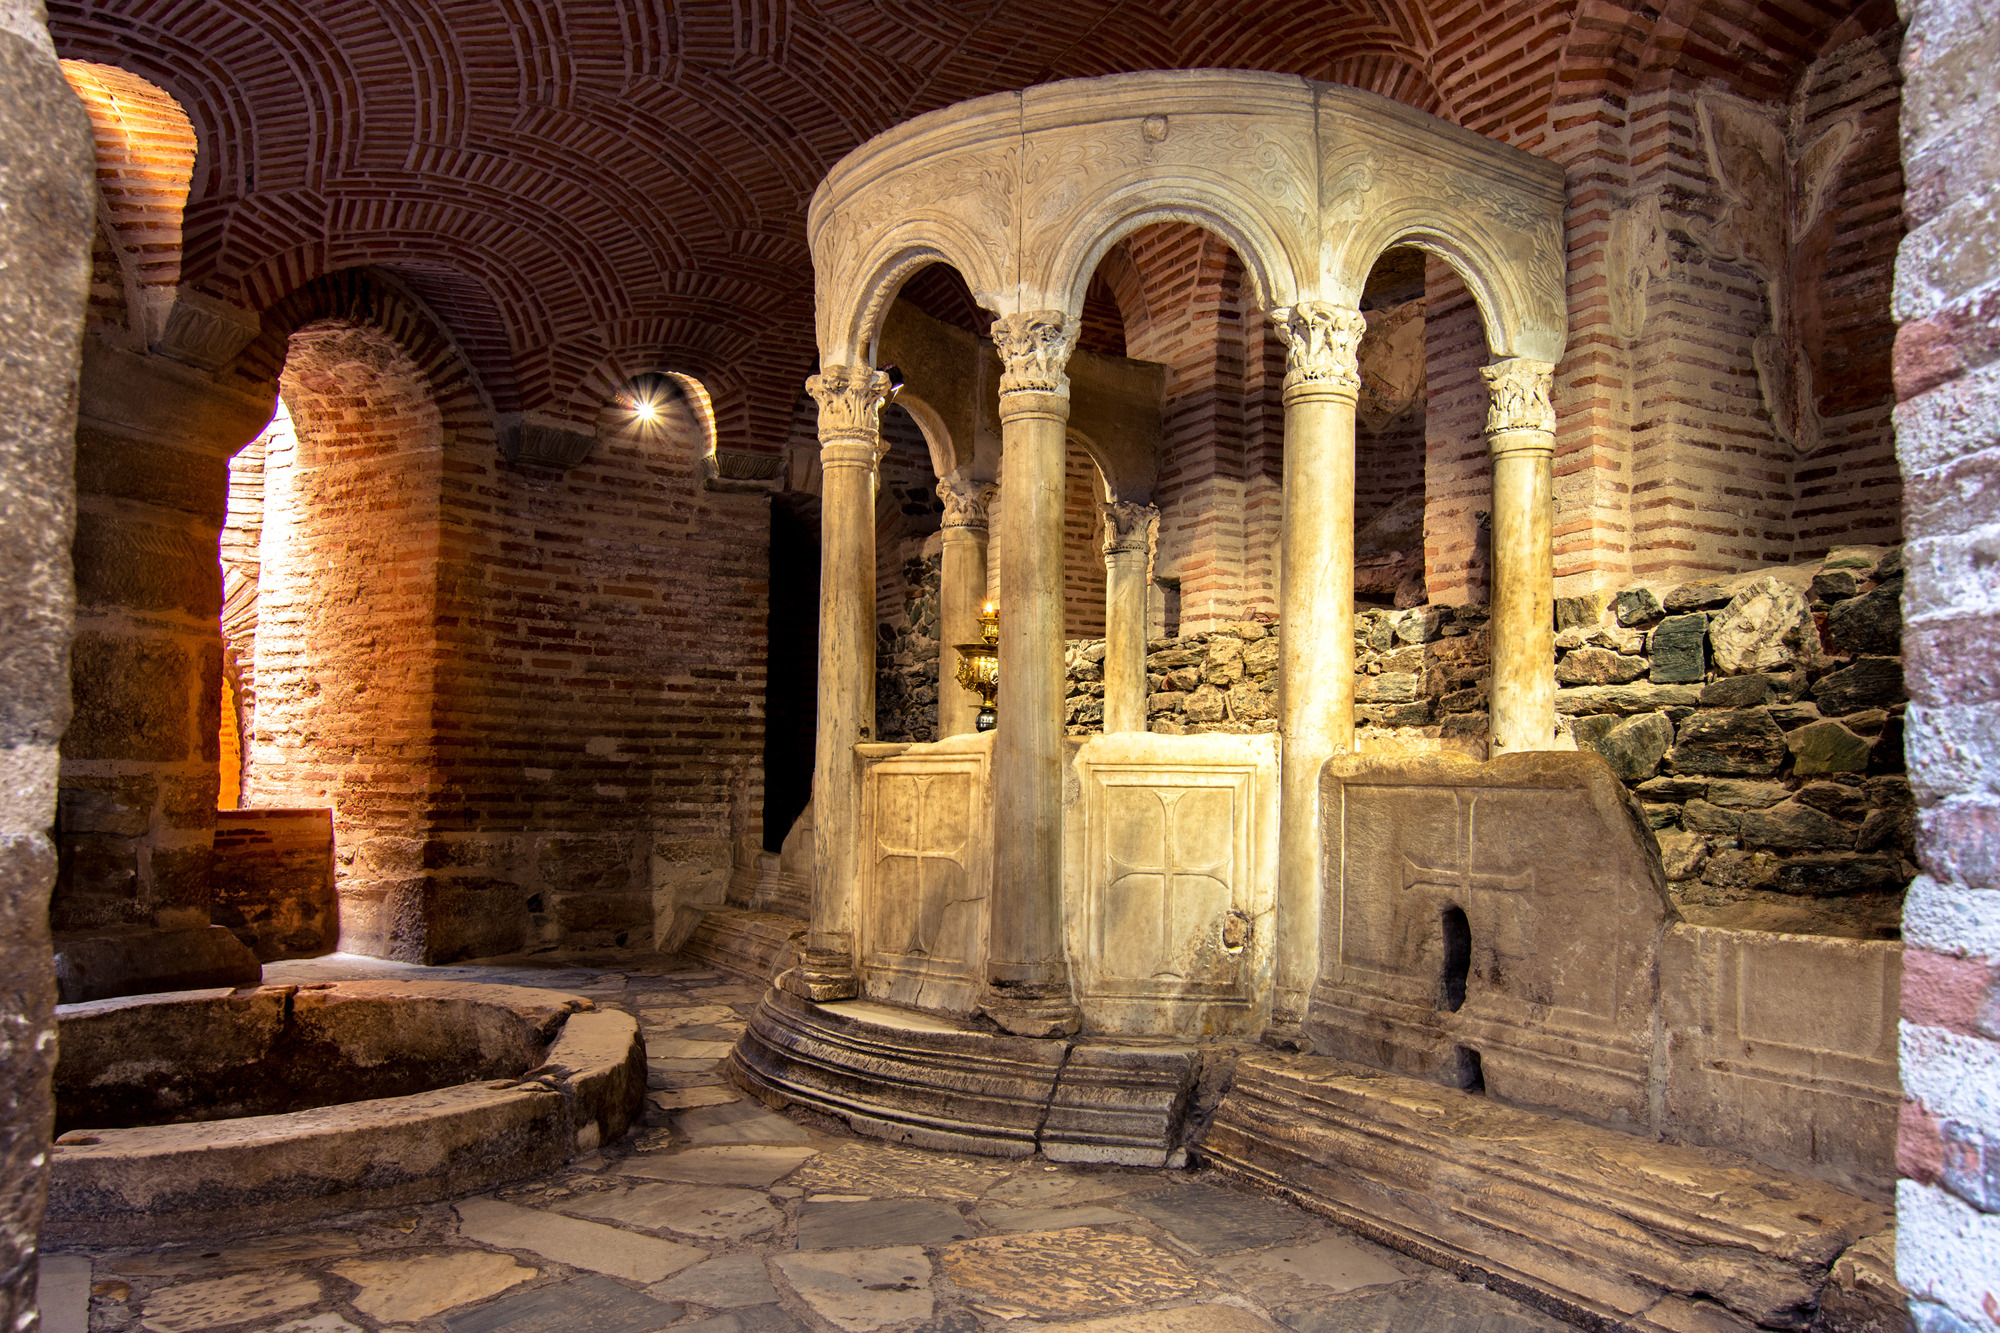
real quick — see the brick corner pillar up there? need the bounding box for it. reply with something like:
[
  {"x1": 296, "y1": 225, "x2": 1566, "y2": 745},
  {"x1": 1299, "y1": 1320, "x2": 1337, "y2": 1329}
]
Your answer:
[
  {"x1": 983, "y1": 309, "x2": 1082, "y2": 1038},
  {"x1": 1269, "y1": 300, "x2": 1364, "y2": 1037},
  {"x1": 784, "y1": 363, "x2": 895, "y2": 1003},
  {"x1": 936, "y1": 475, "x2": 997, "y2": 740},
  {"x1": 1889, "y1": 0, "x2": 2000, "y2": 1318},
  {"x1": 1480, "y1": 357, "x2": 1559, "y2": 757},
  {"x1": 1100, "y1": 499, "x2": 1159, "y2": 735},
  {"x1": 0, "y1": 7, "x2": 96, "y2": 1323}
]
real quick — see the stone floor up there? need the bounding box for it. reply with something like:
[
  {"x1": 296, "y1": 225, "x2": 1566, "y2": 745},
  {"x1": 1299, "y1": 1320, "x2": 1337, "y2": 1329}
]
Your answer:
[{"x1": 44, "y1": 951, "x2": 1585, "y2": 1333}]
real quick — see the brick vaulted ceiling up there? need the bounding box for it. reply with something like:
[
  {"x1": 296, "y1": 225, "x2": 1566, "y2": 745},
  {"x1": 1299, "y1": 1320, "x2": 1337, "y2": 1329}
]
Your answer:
[{"x1": 49, "y1": 0, "x2": 1871, "y2": 450}]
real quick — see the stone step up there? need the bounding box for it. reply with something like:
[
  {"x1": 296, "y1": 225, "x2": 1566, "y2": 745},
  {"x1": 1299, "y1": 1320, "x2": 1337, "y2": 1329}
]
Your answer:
[
  {"x1": 678, "y1": 906, "x2": 807, "y2": 982},
  {"x1": 1203, "y1": 1052, "x2": 1901, "y2": 1333}
]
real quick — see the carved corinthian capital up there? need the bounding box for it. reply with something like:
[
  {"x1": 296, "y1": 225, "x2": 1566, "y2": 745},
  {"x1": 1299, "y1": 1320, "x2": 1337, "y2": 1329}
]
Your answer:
[
  {"x1": 1480, "y1": 358, "x2": 1557, "y2": 434},
  {"x1": 991, "y1": 310, "x2": 1079, "y2": 398},
  {"x1": 1100, "y1": 500, "x2": 1158, "y2": 556},
  {"x1": 937, "y1": 475, "x2": 998, "y2": 529},
  {"x1": 1272, "y1": 301, "x2": 1366, "y2": 396},
  {"x1": 806, "y1": 365, "x2": 897, "y2": 449}
]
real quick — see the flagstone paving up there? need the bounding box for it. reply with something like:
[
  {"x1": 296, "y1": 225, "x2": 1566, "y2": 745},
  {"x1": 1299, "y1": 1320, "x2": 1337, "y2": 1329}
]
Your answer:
[{"x1": 48, "y1": 950, "x2": 1582, "y2": 1332}]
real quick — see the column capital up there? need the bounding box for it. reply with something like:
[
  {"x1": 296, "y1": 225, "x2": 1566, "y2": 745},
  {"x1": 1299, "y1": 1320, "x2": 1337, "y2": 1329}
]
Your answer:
[
  {"x1": 806, "y1": 364, "x2": 897, "y2": 457},
  {"x1": 992, "y1": 310, "x2": 1079, "y2": 399},
  {"x1": 1480, "y1": 357, "x2": 1557, "y2": 437},
  {"x1": 1272, "y1": 301, "x2": 1366, "y2": 401},
  {"x1": 937, "y1": 475, "x2": 998, "y2": 529},
  {"x1": 1100, "y1": 499, "x2": 1158, "y2": 556}
]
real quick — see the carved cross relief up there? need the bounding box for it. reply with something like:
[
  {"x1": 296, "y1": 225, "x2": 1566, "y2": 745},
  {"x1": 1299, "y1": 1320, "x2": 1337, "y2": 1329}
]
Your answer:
[
  {"x1": 1099, "y1": 786, "x2": 1235, "y2": 984},
  {"x1": 1395, "y1": 790, "x2": 1535, "y2": 975},
  {"x1": 872, "y1": 773, "x2": 976, "y2": 962}
]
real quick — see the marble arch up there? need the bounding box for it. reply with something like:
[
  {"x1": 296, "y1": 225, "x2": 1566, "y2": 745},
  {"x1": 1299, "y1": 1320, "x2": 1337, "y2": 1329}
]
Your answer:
[{"x1": 799, "y1": 69, "x2": 1568, "y2": 1042}]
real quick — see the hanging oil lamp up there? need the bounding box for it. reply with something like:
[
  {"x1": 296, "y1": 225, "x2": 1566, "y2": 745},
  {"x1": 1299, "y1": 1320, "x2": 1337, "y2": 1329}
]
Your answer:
[{"x1": 953, "y1": 601, "x2": 1000, "y2": 732}]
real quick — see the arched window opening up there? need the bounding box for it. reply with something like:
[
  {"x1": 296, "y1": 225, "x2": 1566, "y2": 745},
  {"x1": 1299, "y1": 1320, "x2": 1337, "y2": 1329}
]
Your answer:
[
  {"x1": 1354, "y1": 247, "x2": 1429, "y2": 610},
  {"x1": 874, "y1": 401, "x2": 944, "y2": 744}
]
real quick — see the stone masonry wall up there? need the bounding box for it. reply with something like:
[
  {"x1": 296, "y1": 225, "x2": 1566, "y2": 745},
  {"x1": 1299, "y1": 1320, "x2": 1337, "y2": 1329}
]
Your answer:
[
  {"x1": 878, "y1": 549, "x2": 942, "y2": 745},
  {"x1": 0, "y1": 9, "x2": 94, "y2": 1324},
  {"x1": 1064, "y1": 545, "x2": 1916, "y2": 941},
  {"x1": 1887, "y1": 0, "x2": 2000, "y2": 1322}
]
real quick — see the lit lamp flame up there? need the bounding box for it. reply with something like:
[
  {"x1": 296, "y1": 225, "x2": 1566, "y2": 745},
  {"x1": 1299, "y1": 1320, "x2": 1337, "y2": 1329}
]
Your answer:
[
  {"x1": 954, "y1": 602, "x2": 1001, "y2": 732},
  {"x1": 630, "y1": 395, "x2": 662, "y2": 424}
]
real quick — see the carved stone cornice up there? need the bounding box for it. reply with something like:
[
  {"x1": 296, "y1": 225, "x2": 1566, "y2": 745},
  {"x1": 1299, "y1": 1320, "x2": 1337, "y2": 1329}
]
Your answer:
[
  {"x1": 991, "y1": 310, "x2": 1078, "y2": 398},
  {"x1": 1480, "y1": 357, "x2": 1557, "y2": 435},
  {"x1": 1272, "y1": 301, "x2": 1366, "y2": 399},
  {"x1": 937, "y1": 476, "x2": 998, "y2": 529},
  {"x1": 1100, "y1": 500, "x2": 1158, "y2": 556},
  {"x1": 806, "y1": 365, "x2": 896, "y2": 455}
]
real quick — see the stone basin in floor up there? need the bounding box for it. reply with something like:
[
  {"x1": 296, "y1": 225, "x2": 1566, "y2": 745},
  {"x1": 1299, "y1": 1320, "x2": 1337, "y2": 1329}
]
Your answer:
[{"x1": 44, "y1": 980, "x2": 646, "y2": 1245}]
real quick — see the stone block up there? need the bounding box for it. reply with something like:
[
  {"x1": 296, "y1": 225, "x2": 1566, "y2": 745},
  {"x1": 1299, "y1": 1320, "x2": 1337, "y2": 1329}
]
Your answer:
[
  {"x1": 1660, "y1": 926, "x2": 1901, "y2": 1197},
  {"x1": 1356, "y1": 672, "x2": 1419, "y2": 703},
  {"x1": 1700, "y1": 674, "x2": 1785, "y2": 708},
  {"x1": 1554, "y1": 591, "x2": 1610, "y2": 630},
  {"x1": 61, "y1": 634, "x2": 194, "y2": 763},
  {"x1": 1710, "y1": 578, "x2": 1822, "y2": 676},
  {"x1": 1682, "y1": 800, "x2": 1741, "y2": 836},
  {"x1": 1615, "y1": 586, "x2": 1664, "y2": 626},
  {"x1": 1789, "y1": 720, "x2": 1875, "y2": 776},
  {"x1": 1665, "y1": 581, "x2": 1731, "y2": 612},
  {"x1": 1812, "y1": 569, "x2": 1860, "y2": 603},
  {"x1": 1392, "y1": 606, "x2": 1447, "y2": 644},
  {"x1": 1740, "y1": 801, "x2": 1856, "y2": 850},
  {"x1": 1813, "y1": 657, "x2": 1906, "y2": 715},
  {"x1": 1771, "y1": 855, "x2": 1905, "y2": 897},
  {"x1": 1668, "y1": 709, "x2": 1788, "y2": 776},
  {"x1": 1311, "y1": 751, "x2": 1669, "y2": 1128},
  {"x1": 52, "y1": 926, "x2": 259, "y2": 1004},
  {"x1": 1042, "y1": 1043, "x2": 1199, "y2": 1167},
  {"x1": 1578, "y1": 712, "x2": 1673, "y2": 782},
  {"x1": 1705, "y1": 780, "x2": 1790, "y2": 809},
  {"x1": 1557, "y1": 647, "x2": 1647, "y2": 686},
  {"x1": 70, "y1": 511, "x2": 220, "y2": 618},
  {"x1": 1649, "y1": 614, "x2": 1709, "y2": 684},
  {"x1": 1064, "y1": 732, "x2": 1277, "y2": 1037},
  {"x1": 857, "y1": 733, "x2": 990, "y2": 1014}
]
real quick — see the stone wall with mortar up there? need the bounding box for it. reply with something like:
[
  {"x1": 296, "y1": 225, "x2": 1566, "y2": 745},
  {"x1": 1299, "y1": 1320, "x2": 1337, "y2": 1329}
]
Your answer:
[
  {"x1": 877, "y1": 548, "x2": 942, "y2": 745},
  {"x1": 1062, "y1": 545, "x2": 1916, "y2": 940},
  {"x1": 0, "y1": 4, "x2": 96, "y2": 1321},
  {"x1": 1887, "y1": 0, "x2": 2000, "y2": 1321}
]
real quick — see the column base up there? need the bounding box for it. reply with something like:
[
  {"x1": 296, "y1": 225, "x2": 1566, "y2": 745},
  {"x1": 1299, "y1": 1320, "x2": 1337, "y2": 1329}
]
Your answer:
[
  {"x1": 778, "y1": 947, "x2": 859, "y2": 1002},
  {"x1": 980, "y1": 988, "x2": 1081, "y2": 1038}
]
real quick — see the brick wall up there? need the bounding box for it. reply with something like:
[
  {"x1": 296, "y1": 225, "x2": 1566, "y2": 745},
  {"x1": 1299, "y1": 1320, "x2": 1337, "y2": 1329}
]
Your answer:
[{"x1": 1888, "y1": 0, "x2": 2000, "y2": 1321}]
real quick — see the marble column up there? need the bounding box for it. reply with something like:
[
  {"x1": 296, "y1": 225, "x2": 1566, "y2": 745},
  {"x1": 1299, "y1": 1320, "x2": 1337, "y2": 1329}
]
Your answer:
[
  {"x1": 984, "y1": 310, "x2": 1081, "y2": 1037},
  {"x1": 787, "y1": 364, "x2": 895, "y2": 1002},
  {"x1": 1269, "y1": 301, "x2": 1367, "y2": 1036},
  {"x1": 1100, "y1": 500, "x2": 1157, "y2": 734},
  {"x1": 937, "y1": 476, "x2": 997, "y2": 739},
  {"x1": 1482, "y1": 357, "x2": 1558, "y2": 756}
]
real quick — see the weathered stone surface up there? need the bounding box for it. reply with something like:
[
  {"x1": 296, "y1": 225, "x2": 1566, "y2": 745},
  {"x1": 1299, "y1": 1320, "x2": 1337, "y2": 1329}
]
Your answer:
[
  {"x1": 1647, "y1": 613, "x2": 1709, "y2": 684},
  {"x1": 1705, "y1": 779, "x2": 1791, "y2": 809},
  {"x1": 1277, "y1": 1279, "x2": 1576, "y2": 1333},
  {"x1": 1615, "y1": 586, "x2": 1665, "y2": 626},
  {"x1": 1312, "y1": 752, "x2": 1670, "y2": 1128},
  {"x1": 137, "y1": 1270, "x2": 322, "y2": 1332},
  {"x1": 1660, "y1": 927, "x2": 1900, "y2": 1198},
  {"x1": 1579, "y1": 712, "x2": 1674, "y2": 781},
  {"x1": 1120, "y1": 1182, "x2": 1312, "y2": 1255},
  {"x1": 1665, "y1": 581, "x2": 1732, "y2": 612},
  {"x1": 52, "y1": 925, "x2": 260, "y2": 1004},
  {"x1": 938, "y1": 1228, "x2": 1202, "y2": 1317},
  {"x1": 441, "y1": 1275, "x2": 681, "y2": 1333},
  {"x1": 617, "y1": 1144, "x2": 818, "y2": 1188},
  {"x1": 648, "y1": 1252, "x2": 780, "y2": 1308},
  {"x1": 1682, "y1": 799, "x2": 1742, "y2": 835},
  {"x1": 789, "y1": 1142, "x2": 1007, "y2": 1200},
  {"x1": 330, "y1": 1251, "x2": 536, "y2": 1324},
  {"x1": 1812, "y1": 658, "x2": 1906, "y2": 716},
  {"x1": 1556, "y1": 647, "x2": 1648, "y2": 686},
  {"x1": 773, "y1": 1246, "x2": 932, "y2": 1331},
  {"x1": 1788, "y1": 720, "x2": 1875, "y2": 776},
  {"x1": 1555, "y1": 684, "x2": 1701, "y2": 716},
  {"x1": 1826, "y1": 587, "x2": 1903, "y2": 656},
  {"x1": 795, "y1": 1198, "x2": 973, "y2": 1249},
  {"x1": 561, "y1": 1181, "x2": 781, "y2": 1241},
  {"x1": 1668, "y1": 709, "x2": 1789, "y2": 776},
  {"x1": 1699, "y1": 674, "x2": 1789, "y2": 708},
  {"x1": 1213, "y1": 1232, "x2": 1408, "y2": 1294},
  {"x1": 1740, "y1": 801, "x2": 1856, "y2": 850},
  {"x1": 678, "y1": 1099, "x2": 811, "y2": 1143},
  {"x1": 1045, "y1": 1307, "x2": 1281, "y2": 1333},
  {"x1": 457, "y1": 1198, "x2": 706, "y2": 1282},
  {"x1": 1811, "y1": 569, "x2": 1860, "y2": 603},
  {"x1": 977, "y1": 1203, "x2": 1130, "y2": 1231},
  {"x1": 1657, "y1": 831, "x2": 1710, "y2": 881},
  {"x1": 1709, "y1": 578, "x2": 1822, "y2": 676},
  {"x1": 1771, "y1": 855, "x2": 1905, "y2": 897},
  {"x1": 1205, "y1": 1053, "x2": 1891, "y2": 1330}
]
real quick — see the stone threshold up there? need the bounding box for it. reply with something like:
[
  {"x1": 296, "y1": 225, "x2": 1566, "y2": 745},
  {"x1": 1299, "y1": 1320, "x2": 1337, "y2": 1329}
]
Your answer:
[
  {"x1": 729, "y1": 986, "x2": 1211, "y2": 1167},
  {"x1": 677, "y1": 906, "x2": 808, "y2": 983},
  {"x1": 1202, "y1": 1052, "x2": 1900, "y2": 1333}
]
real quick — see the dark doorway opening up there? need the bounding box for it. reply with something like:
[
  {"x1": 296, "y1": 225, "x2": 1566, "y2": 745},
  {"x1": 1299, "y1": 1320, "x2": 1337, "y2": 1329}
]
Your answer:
[
  {"x1": 1440, "y1": 905, "x2": 1472, "y2": 1013},
  {"x1": 763, "y1": 494, "x2": 820, "y2": 853}
]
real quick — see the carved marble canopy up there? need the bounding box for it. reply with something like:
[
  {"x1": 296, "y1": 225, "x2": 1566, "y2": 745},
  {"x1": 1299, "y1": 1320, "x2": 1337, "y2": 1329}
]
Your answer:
[{"x1": 810, "y1": 70, "x2": 1569, "y2": 371}]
